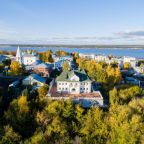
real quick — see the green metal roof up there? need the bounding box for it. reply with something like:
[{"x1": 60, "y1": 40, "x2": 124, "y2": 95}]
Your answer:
[{"x1": 56, "y1": 69, "x2": 91, "y2": 82}]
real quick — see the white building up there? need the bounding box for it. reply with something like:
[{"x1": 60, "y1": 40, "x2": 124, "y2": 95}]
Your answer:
[
  {"x1": 94, "y1": 55, "x2": 107, "y2": 62},
  {"x1": 56, "y1": 69, "x2": 92, "y2": 94},
  {"x1": 123, "y1": 56, "x2": 138, "y2": 68},
  {"x1": 52, "y1": 54, "x2": 73, "y2": 62},
  {"x1": 16, "y1": 47, "x2": 39, "y2": 65},
  {"x1": 79, "y1": 53, "x2": 95, "y2": 59},
  {"x1": 22, "y1": 74, "x2": 46, "y2": 87}
]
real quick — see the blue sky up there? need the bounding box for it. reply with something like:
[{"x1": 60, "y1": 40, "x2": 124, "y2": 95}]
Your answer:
[{"x1": 0, "y1": 0, "x2": 144, "y2": 44}]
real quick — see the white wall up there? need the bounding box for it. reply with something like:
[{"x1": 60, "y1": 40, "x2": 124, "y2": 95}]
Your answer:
[
  {"x1": 57, "y1": 81, "x2": 91, "y2": 94},
  {"x1": 23, "y1": 56, "x2": 37, "y2": 65}
]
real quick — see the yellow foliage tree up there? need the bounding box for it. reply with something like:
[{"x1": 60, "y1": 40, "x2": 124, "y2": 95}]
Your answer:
[
  {"x1": 18, "y1": 95, "x2": 29, "y2": 114},
  {"x1": 10, "y1": 61, "x2": 23, "y2": 75},
  {"x1": 62, "y1": 61, "x2": 70, "y2": 71},
  {"x1": 38, "y1": 84, "x2": 49, "y2": 101},
  {"x1": 124, "y1": 62, "x2": 130, "y2": 70}
]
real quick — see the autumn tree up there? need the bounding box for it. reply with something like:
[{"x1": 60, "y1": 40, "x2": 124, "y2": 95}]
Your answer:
[
  {"x1": 80, "y1": 108, "x2": 107, "y2": 143},
  {"x1": 10, "y1": 61, "x2": 24, "y2": 75},
  {"x1": 4, "y1": 95, "x2": 35, "y2": 138},
  {"x1": 56, "y1": 50, "x2": 67, "y2": 56},
  {"x1": 62, "y1": 61, "x2": 70, "y2": 71},
  {"x1": 0, "y1": 125, "x2": 21, "y2": 144},
  {"x1": 109, "y1": 87, "x2": 119, "y2": 105},
  {"x1": 124, "y1": 62, "x2": 130, "y2": 70},
  {"x1": 38, "y1": 84, "x2": 49, "y2": 101},
  {"x1": 39, "y1": 50, "x2": 53, "y2": 63}
]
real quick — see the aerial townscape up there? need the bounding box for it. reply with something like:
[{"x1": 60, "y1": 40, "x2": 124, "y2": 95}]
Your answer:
[
  {"x1": 0, "y1": 46, "x2": 144, "y2": 143},
  {"x1": 1, "y1": 0, "x2": 144, "y2": 143}
]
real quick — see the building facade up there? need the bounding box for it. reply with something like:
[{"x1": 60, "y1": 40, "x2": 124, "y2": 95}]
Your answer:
[
  {"x1": 56, "y1": 69, "x2": 92, "y2": 94},
  {"x1": 33, "y1": 63, "x2": 53, "y2": 77},
  {"x1": 16, "y1": 47, "x2": 39, "y2": 65}
]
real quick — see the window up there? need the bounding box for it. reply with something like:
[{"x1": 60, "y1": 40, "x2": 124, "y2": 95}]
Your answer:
[
  {"x1": 65, "y1": 83, "x2": 67, "y2": 85},
  {"x1": 87, "y1": 88, "x2": 88, "y2": 90},
  {"x1": 65, "y1": 88, "x2": 68, "y2": 90},
  {"x1": 59, "y1": 88, "x2": 61, "y2": 90},
  {"x1": 62, "y1": 83, "x2": 64, "y2": 85},
  {"x1": 59, "y1": 83, "x2": 61, "y2": 85}
]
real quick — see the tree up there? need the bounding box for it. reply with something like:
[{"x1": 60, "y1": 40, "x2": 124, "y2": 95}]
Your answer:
[
  {"x1": 115, "y1": 67, "x2": 122, "y2": 84},
  {"x1": 56, "y1": 50, "x2": 67, "y2": 56},
  {"x1": 46, "y1": 50, "x2": 53, "y2": 63},
  {"x1": 4, "y1": 96, "x2": 35, "y2": 138},
  {"x1": 62, "y1": 61, "x2": 70, "y2": 71},
  {"x1": 38, "y1": 84, "x2": 49, "y2": 101},
  {"x1": 1, "y1": 125, "x2": 21, "y2": 144},
  {"x1": 124, "y1": 62, "x2": 130, "y2": 70},
  {"x1": 10, "y1": 61, "x2": 23, "y2": 75},
  {"x1": 109, "y1": 87, "x2": 119, "y2": 105},
  {"x1": 80, "y1": 108, "x2": 107, "y2": 143}
]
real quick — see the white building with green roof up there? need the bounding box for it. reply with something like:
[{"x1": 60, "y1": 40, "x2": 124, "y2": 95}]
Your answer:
[{"x1": 56, "y1": 69, "x2": 92, "y2": 94}]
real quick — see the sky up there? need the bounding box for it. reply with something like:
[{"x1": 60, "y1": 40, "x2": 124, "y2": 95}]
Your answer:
[{"x1": 0, "y1": 0, "x2": 144, "y2": 45}]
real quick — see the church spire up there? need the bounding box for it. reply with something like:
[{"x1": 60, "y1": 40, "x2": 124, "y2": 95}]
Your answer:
[{"x1": 16, "y1": 46, "x2": 22, "y2": 64}]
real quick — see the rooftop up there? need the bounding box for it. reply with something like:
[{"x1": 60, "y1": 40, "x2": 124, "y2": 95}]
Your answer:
[
  {"x1": 56, "y1": 69, "x2": 91, "y2": 82},
  {"x1": 49, "y1": 83, "x2": 102, "y2": 99},
  {"x1": 25, "y1": 74, "x2": 47, "y2": 83}
]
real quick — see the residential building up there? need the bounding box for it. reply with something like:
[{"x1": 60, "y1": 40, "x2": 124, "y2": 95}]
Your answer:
[
  {"x1": 0, "y1": 55, "x2": 8, "y2": 64},
  {"x1": 22, "y1": 74, "x2": 46, "y2": 87},
  {"x1": 123, "y1": 56, "x2": 138, "y2": 68},
  {"x1": 52, "y1": 54, "x2": 73, "y2": 62},
  {"x1": 33, "y1": 62, "x2": 53, "y2": 77},
  {"x1": 56, "y1": 69, "x2": 92, "y2": 94},
  {"x1": 125, "y1": 76, "x2": 140, "y2": 85},
  {"x1": 54, "y1": 59, "x2": 74, "y2": 70},
  {"x1": 16, "y1": 46, "x2": 39, "y2": 65},
  {"x1": 79, "y1": 53, "x2": 95, "y2": 59}
]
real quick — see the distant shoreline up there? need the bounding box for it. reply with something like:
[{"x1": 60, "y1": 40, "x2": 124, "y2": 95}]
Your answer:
[{"x1": 0, "y1": 44, "x2": 144, "y2": 49}]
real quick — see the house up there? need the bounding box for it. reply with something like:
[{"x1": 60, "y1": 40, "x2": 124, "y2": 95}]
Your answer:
[
  {"x1": 125, "y1": 76, "x2": 140, "y2": 85},
  {"x1": 52, "y1": 54, "x2": 74, "y2": 70},
  {"x1": 0, "y1": 55, "x2": 9, "y2": 64},
  {"x1": 22, "y1": 74, "x2": 47, "y2": 87},
  {"x1": 54, "y1": 59, "x2": 74, "y2": 70},
  {"x1": 25, "y1": 60, "x2": 42, "y2": 71},
  {"x1": 56, "y1": 69, "x2": 92, "y2": 94},
  {"x1": 79, "y1": 53, "x2": 95, "y2": 60},
  {"x1": 94, "y1": 55, "x2": 107, "y2": 62},
  {"x1": 16, "y1": 46, "x2": 39, "y2": 65},
  {"x1": 52, "y1": 54, "x2": 73, "y2": 62},
  {"x1": 123, "y1": 56, "x2": 138, "y2": 68},
  {"x1": 33, "y1": 62, "x2": 53, "y2": 77},
  {"x1": 47, "y1": 69, "x2": 104, "y2": 107}
]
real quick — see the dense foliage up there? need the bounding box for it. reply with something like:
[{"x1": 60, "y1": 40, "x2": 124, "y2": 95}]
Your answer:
[
  {"x1": 0, "y1": 52, "x2": 144, "y2": 143},
  {"x1": 0, "y1": 84, "x2": 144, "y2": 144}
]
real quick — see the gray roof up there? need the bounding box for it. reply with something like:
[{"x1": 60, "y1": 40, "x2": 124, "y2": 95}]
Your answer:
[
  {"x1": 23, "y1": 54, "x2": 36, "y2": 57},
  {"x1": 30, "y1": 74, "x2": 46, "y2": 83},
  {"x1": 56, "y1": 69, "x2": 91, "y2": 82},
  {"x1": 0, "y1": 55, "x2": 8, "y2": 61},
  {"x1": 35, "y1": 62, "x2": 53, "y2": 68}
]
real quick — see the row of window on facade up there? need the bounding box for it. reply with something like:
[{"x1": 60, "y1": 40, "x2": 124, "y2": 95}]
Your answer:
[
  {"x1": 59, "y1": 87, "x2": 89, "y2": 91},
  {"x1": 26, "y1": 60, "x2": 33, "y2": 62},
  {"x1": 58, "y1": 82, "x2": 89, "y2": 86}
]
